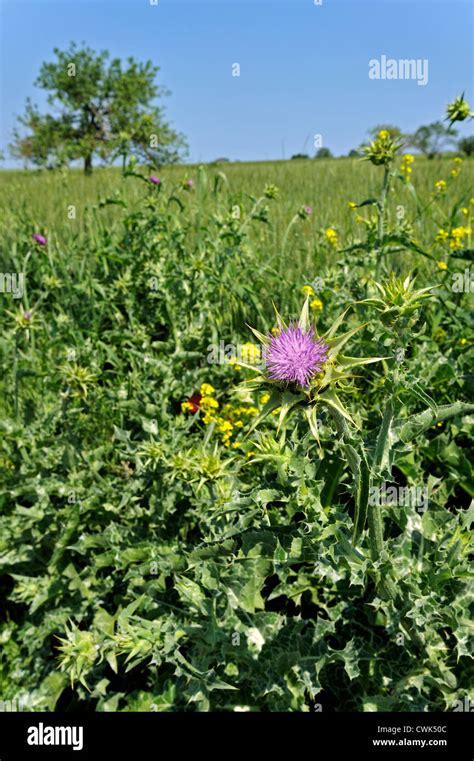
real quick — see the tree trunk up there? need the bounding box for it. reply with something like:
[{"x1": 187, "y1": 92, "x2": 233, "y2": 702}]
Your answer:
[{"x1": 84, "y1": 153, "x2": 93, "y2": 175}]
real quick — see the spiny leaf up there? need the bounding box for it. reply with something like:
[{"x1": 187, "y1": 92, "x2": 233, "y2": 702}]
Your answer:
[
  {"x1": 298, "y1": 296, "x2": 310, "y2": 332},
  {"x1": 318, "y1": 387, "x2": 356, "y2": 428},
  {"x1": 327, "y1": 323, "x2": 368, "y2": 361}
]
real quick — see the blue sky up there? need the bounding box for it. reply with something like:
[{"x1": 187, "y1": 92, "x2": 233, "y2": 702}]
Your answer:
[{"x1": 0, "y1": 0, "x2": 472, "y2": 165}]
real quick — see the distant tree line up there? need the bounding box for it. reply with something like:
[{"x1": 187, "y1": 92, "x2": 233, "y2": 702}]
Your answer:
[
  {"x1": 7, "y1": 45, "x2": 472, "y2": 171},
  {"x1": 290, "y1": 122, "x2": 473, "y2": 160}
]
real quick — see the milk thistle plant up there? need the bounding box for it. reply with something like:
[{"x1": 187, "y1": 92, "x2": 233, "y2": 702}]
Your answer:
[
  {"x1": 242, "y1": 299, "x2": 388, "y2": 574},
  {"x1": 446, "y1": 93, "x2": 473, "y2": 127},
  {"x1": 361, "y1": 129, "x2": 404, "y2": 279},
  {"x1": 242, "y1": 295, "x2": 474, "y2": 615}
]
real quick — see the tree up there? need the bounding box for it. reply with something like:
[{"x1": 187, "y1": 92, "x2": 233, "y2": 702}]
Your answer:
[
  {"x1": 10, "y1": 43, "x2": 187, "y2": 173},
  {"x1": 290, "y1": 153, "x2": 310, "y2": 160},
  {"x1": 407, "y1": 121, "x2": 457, "y2": 159},
  {"x1": 458, "y1": 135, "x2": 474, "y2": 157},
  {"x1": 315, "y1": 147, "x2": 332, "y2": 159}
]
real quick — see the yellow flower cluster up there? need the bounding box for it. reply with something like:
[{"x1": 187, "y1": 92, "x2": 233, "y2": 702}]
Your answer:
[
  {"x1": 435, "y1": 226, "x2": 471, "y2": 250},
  {"x1": 310, "y1": 297, "x2": 323, "y2": 312},
  {"x1": 437, "y1": 261, "x2": 448, "y2": 271},
  {"x1": 378, "y1": 129, "x2": 389, "y2": 140},
  {"x1": 300, "y1": 285, "x2": 323, "y2": 311},
  {"x1": 325, "y1": 228, "x2": 338, "y2": 247},
  {"x1": 400, "y1": 154, "x2": 414, "y2": 180},
  {"x1": 181, "y1": 382, "x2": 218, "y2": 417},
  {"x1": 181, "y1": 382, "x2": 262, "y2": 447},
  {"x1": 229, "y1": 342, "x2": 261, "y2": 371},
  {"x1": 434, "y1": 180, "x2": 447, "y2": 193},
  {"x1": 218, "y1": 402, "x2": 258, "y2": 447},
  {"x1": 240, "y1": 342, "x2": 260, "y2": 364},
  {"x1": 450, "y1": 226, "x2": 471, "y2": 249},
  {"x1": 199, "y1": 385, "x2": 219, "y2": 423},
  {"x1": 451, "y1": 157, "x2": 463, "y2": 178}
]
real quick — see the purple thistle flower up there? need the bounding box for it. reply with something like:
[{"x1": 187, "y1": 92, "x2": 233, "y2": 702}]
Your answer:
[
  {"x1": 264, "y1": 325, "x2": 328, "y2": 387},
  {"x1": 304, "y1": 205, "x2": 313, "y2": 216},
  {"x1": 186, "y1": 179, "x2": 193, "y2": 188},
  {"x1": 32, "y1": 233, "x2": 47, "y2": 246},
  {"x1": 23, "y1": 311, "x2": 32, "y2": 321},
  {"x1": 149, "y1": 175, "x2": 161, "y2": 185}
]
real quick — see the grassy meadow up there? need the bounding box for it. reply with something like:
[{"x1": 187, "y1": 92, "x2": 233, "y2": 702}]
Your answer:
[{"x1": 0, "y1": 153, "x2": 473, "y2": 712}]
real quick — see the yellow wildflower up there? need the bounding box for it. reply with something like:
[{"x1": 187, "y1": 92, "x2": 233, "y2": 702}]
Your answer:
[
  {"x1": 400, "y1": 154, "x2": 414, "y2": 180},
  {"x1": 245, "y1": 406, "x2": 258, "y2": 416},
  {"x1": 302, "y1": 284, "x2": 315, "y2": 297},
  {"x1": 325, "y1": 228, "x2": 338, "y2": 247},
  {"x1": 201, "y1": 396, "x2": 218, "y2": 410},
  {"x1": 449, "y1": 226, "x2": 470, "y2": 249},
  {"x1": 434, "y1": 180, "x2": 447, "y2": 192},
  {"x1": 437, "y1": 261, "x2": 448, "y2": 271},
  {"x1": 310, "y1": 297, "x2": 323, "y2": 311},
  {"x1": 240, "y1": 342, "x2": 260, "y2": 365},
  {"x1": 200, "y1": 383, "x2": 215, "y2": 396}
]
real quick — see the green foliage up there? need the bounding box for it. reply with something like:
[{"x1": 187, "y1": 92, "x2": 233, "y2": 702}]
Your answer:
[
  {"x1": 458, "y1": 136, "x2": 474, "y2": 157},
  {"x1": 10, "y1": 43, "x2": 187, "y2": 173},
  {"x1": 0, "y1": 152, "x2": 473, "y2": 713},
  {"x1": 408, "y1": 121, "x2": 458, "y2": 160},
  {"x1": 315, "y1": 148, "x2": 333, "y2": 159}
]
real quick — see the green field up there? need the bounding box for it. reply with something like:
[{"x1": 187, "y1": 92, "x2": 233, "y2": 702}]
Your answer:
[
  {"x1": 0, "y1": 154, "x2": 473, "y2": 712},
  {"x1": 1, "y1": 155, "x2": 472, "y2": 268}
]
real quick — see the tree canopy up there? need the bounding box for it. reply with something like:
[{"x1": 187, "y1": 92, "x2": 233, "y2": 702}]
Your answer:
[
  {"x1": 407, "y1": 121, "x2": 458, "y2": 159},
  {"x1": 11, "y1": 43, "x2": 187, "y2": 173}
]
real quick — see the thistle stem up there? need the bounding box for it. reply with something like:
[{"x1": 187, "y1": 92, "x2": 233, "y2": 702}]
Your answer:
[{"x1": 375, "y1": 166, "x2": 390, "y2": 280}]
